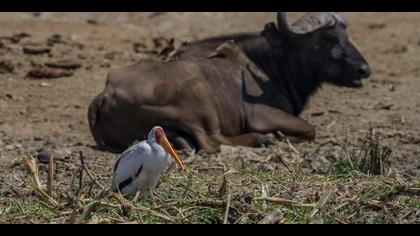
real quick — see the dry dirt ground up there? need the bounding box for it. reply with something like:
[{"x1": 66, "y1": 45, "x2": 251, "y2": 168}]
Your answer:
[{"x1": 0, "y1": 13, "x2": 419, "y2": 223}]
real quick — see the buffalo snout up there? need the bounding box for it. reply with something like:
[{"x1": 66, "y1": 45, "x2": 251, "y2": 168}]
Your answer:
[{"x1": 358, "y1": 64, "x2": 371, "y2": 78}]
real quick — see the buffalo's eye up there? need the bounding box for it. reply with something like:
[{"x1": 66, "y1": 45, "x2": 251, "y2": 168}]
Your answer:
[{"x1": 330, "y1": 45, "x2": 343, "y2": 59}]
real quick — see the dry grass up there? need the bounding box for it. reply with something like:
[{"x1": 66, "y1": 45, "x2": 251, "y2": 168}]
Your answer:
[
  {"x1": 1, "y1": 168, "x2": 419, "y2": 224},
  {"x1": 0, "y1": 130, "x2": 419, "y2": 224}
]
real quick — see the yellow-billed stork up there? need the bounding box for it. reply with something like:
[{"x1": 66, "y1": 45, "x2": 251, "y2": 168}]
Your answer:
[{"x1": 111, "y1": 126, "x2": 185, "y2": 197}]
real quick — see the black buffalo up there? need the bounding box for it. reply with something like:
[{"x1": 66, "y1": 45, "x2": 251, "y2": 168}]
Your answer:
[{"x1": 88, "y1": 12, "x2": 371, "y2": 153}]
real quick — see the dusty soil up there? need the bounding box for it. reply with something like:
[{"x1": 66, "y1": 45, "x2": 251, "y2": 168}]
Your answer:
[{"x1": 0, "y1": 12, "x2": 419, "y2": 185}]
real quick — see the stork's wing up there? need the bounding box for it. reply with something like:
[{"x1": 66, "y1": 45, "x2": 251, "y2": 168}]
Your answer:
[{"x1": 111, "y1": 142, "x2": 152, "y2": 192}]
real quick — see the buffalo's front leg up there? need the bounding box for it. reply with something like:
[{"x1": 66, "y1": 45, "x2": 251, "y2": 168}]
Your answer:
[
  {"x1": 212, "y1": 133, "x2": 277, "y2": 148},
  {"x1": 246, "y1": 104, "x2": 315, "y2": 143}
]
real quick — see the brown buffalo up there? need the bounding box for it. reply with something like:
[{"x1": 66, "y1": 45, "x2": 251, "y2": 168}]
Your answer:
[{"x1": 88, "y1": 12, "x2": 371, "y2": 153}]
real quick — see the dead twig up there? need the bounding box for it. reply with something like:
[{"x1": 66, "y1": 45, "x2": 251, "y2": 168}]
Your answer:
[
  {"x1": 233, "y1": 213, "x2": 251, "y2": 224},
  {"x1": 223, "y1": 192, "x2": 231, "y2": 224},
  {"x1": 276, "y1": 154, "x2": 297, "y2": 180},
  {"x1": 83, "y1": 163, "x2": 104, "y2": 189},
  {"x1": 196, "y1": 199, "x2": 226, "y2": 208},
  {"x1": 72, "y1": 151, "x2": 104, "y2": 189},
  {"x1": 310, "y1": 188, "x2": 336, "y2": 218},
  {"x1": 286, "y1": 139, "x2": 300, "y2": 156},
  {"x1": 69, "y1": 151, "x2": 85, "y2": 224},
  {"x1": 195, "y1": 166, "x2": 225, "y2": 172},
  {"x1": 112, "y1": 192, "x2": 175, "y2": 223},
  {"x1": 81, "y1": 188, "x2": 110, "y2": 220},
  {"x1": 218, "y1": 176, "x2": 227, "y2": 199},
  {"x1": 24, "y1": 156, "x2": 42, "y2": 189},
  {"x1": 24, "y1": 155, "x2": 59, "y2": 207},
  {"x1": 47, "y1": 153, "x2": 54, "y2": 196},
  {"x1": 361, "y1": 200, "x2": 385, "y2": 210},
  {"x1": 136, "y1": 205, "x2": 175, "y2": 223},
  {"x1": 334, "y1": 201, "x2": 351, "y2": 211},
  {"x1": 260, "y1": 183, "x2": 268, "y2": 210},
  {"x1": 380, "y1": 185, "x2": 420, "y2": 202},
  {"x1": 343, "y1": 144, "x2": 355, "y2": 171},
  {"x1": 26, "y1": 182, "x2": 59, "y2": 207},
  {"x1": 253, "y1": 197, "x2": 315, "y2": 208}
]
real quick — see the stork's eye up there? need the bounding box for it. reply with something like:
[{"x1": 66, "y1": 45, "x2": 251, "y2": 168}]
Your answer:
[{"x1": 155, "y1": 129, "x2": 164, "y2": 142}]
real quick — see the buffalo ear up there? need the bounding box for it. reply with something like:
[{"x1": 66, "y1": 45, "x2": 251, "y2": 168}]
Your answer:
[{"x1": 261, "y1": 22, "x2": 286, "y2": 48}]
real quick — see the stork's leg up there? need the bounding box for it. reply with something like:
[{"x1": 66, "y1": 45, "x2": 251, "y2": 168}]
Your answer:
[
  {"x1": 149, "y1": 188, "x2": 164, "y2": 207},
  {"x1": 149, "y1": 188, "x2": 156, "y2": 207},
  {"x1": 133, "y1": 191, "x2": 141, "y2": 202}
]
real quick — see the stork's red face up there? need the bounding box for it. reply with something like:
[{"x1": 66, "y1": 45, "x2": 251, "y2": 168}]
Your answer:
[
  {"x1": 153, "y1": 127, "x2": 185, "y2": 172},
  {"x1": 154, "y1": 127, "x2": 165, "y2": 144}
]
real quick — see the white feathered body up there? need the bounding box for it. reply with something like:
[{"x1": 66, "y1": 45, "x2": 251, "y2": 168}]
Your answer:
[{"x1": 111, "y1": 140, "x2": 172, "y2": 197}]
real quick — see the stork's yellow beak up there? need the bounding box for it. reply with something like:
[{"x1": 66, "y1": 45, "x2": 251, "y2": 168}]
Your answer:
[{"x1": 159, "y1": 136, "x2": 186, "y2": 172}]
